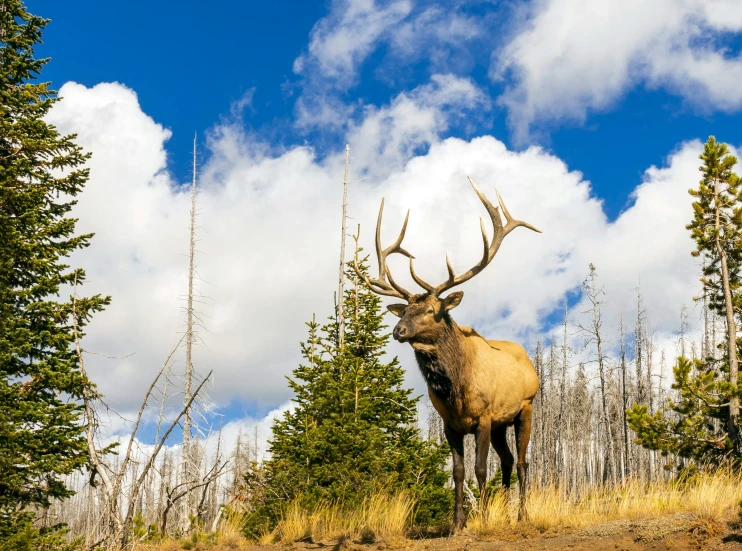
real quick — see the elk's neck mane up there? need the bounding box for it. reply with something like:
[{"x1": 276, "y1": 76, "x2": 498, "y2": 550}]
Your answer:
[{"x1": 412, "y1": 317, "x2": 467, "y2": 403}]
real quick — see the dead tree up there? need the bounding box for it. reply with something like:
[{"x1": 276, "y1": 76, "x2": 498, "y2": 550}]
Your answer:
[
  {"x1": 72, "y1": 278, "x2": 220, "y2": 549},
  {"x1": 556, "y1": 306, "x2": 571, "y2": 484},
  {"x1": 579, "y1": 264, "x2": 617, "y2": 485},
  {"x1": 182, "y1": 132, "x2": 198, "y2": 530},
  {"x1": 619, "y1": 314, "x2": 630, "y2": 479},
  {"x1": 337, "y1": 144, "x2": 350, "y2": 350},
  {"x1": 634, "y1": 284, "x2": 646, "y2": 476}
]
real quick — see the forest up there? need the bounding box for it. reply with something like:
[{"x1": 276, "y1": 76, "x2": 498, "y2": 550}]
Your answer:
[{"x1": 3, "y1": 1, "x2": 742, "y2": 551}]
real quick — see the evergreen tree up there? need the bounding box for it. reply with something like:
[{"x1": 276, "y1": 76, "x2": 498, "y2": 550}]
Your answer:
[
  {"x1": 0, "y1": 1, "x2": 110, "y2": 545},
  {"x1": 628, "y1": 137, "x2": 742, "y2": 462},
  {"x1": 688, "y1": 136, "x2": 742, "y2": 450},
  {"x1": 628, "y1": 357, "x2": 735, "y2": 461},
  {"x1": 244, "y1": 257, "x2": 450, "y2": 536}
]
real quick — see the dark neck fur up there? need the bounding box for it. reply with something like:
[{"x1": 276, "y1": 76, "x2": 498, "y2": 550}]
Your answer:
[{"x1": 412, "y1": 317, "x2": 466, "y2": 403}]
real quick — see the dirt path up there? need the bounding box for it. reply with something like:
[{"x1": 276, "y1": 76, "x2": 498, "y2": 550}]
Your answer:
[{"x1": 243, "y1": 515, "x2": 742, "y2": 551}]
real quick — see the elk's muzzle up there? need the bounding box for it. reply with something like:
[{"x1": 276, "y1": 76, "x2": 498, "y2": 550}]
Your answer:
[{"x1": 393, "y1": 323, "x2": 408, "y2": 342}]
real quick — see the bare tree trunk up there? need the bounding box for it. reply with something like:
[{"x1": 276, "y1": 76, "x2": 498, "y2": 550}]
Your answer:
[
  {"x1": 584, "y1": 264, "x2": 617, "y2": 485},
  {"x1": 635, "y1": 283, "x2": 645, "y2": 403},
  {"x1": 120, "y1": 371, "x2": 213, "y2": 549},
  {"x1": 337, "y1": 144, "x2": 350, "y2": 350},
  {"x1": 619, "y1": 314, "x2": 629, "y2": 481},
  {"x1": 646, "y1": 324, "x2": 656, "y2": 479},
  {"x1": 183, "y1": 134, "x2": 198, "y2": 530},
  {"x1": 534, "y1": 338, "x2": 545, "y2": 486},
  {"x1": 548, "y1": 337, "x2": 557, "y2": 483},
  {"x1": 71, "y1": 276, "x2": 121, "y2": 542},
  {"x1": 556, "y1": 307, "x2": 569, "y2": 485},
  {"x1": 635, "y1": 284, "x2": 645, "y2": 477}
]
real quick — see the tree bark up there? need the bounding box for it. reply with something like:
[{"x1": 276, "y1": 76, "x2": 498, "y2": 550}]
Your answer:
[
  {"x1": 587, "y1": 264, "x2": 617, "y2": 485},
  {"x1": 183, "y1": 134, "x2": 198, "y2": 530},
  {"x1": 620, "y1": 315, "x2": 629, "y2": 480},
  {"x1": 337, "y1": 144, "x2": 350, "y2": 350},
  {"x1": 712, "y1": 171, "x2": 740, "y2": 452}
]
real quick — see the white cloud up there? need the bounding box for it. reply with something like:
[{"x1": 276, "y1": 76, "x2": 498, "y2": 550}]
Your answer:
[
  {"x1": 493, "y1": 0, "x2": 742, "y2": 140},
  {"x1": 292, "y1": 0, "x2": 485, "y2": 129},
  {"x1": 295, "y1": 0, "x2": 413, "y2": 86},
  {"x1": 48, "y1": 77, "x2": 707, "y2": 425},
  {"x1": 347, "y1": 74, "x2": 488, "y2": 172}
]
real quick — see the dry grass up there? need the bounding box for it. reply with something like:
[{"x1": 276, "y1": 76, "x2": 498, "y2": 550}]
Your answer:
[
  {"x1": 138, "y1": 512, "x2": 252, "y2": 551},
  {"x1": 214, "y1": 512, "x2": 252, "y2": 549},
  {"x1": 138, "y1": 469, "x2": 742, "y2": 549},
  {"x1": 265, "y1": 491, "x2": 416, "y2": 544},
  {"x1": 469, "y1": 467, "x2": 742, "y2": 535}
]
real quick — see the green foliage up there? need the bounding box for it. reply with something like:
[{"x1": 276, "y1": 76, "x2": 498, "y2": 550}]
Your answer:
[
  {"x1": 0, "y1": 0, "x2": 109, "y2": 546},
  {"x1": 0, "y1": 516, "x2": 80, "y2": 551},
  {"x1": 687, "y1": 136, "x2": 742, "y2": 316},
  {"x1": 629, "y1": 136, "x2": 742, "y2": 464},
  {"x1": 628, "y1": 357, "x2": 741, "y2": 462},
  {"x1": 243, "y1": 256, "x2": 451, "y2": 536},
  {"x1": 132, "y1": 513, "x2": 159, "y2": 543}
]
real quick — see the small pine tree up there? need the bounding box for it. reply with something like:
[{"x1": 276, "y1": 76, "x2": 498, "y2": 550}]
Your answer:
[
  {"x1": 628, "y1": 136, "x2": 742, "y2": 462},
  {"x1": 627, "y1": 357, "x2": 736, "y2": 461},
  {"x1": 243, "y1": 256, "x2": 450, "y2": 536},
  {"x1": 0, "y1": 1, "x2": 110, "y2": 545}
]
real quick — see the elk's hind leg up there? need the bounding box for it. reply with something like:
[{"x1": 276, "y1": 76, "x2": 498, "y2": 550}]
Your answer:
[
  {"x1": 444, "y1": 424, "x2": 466, "y2": 531},
  {"x1": 490, "y1": 425, "x2": 514, "y2": 496},
  {"x1": 514, "y1": 402, "x2": 533, "y2": 521}
]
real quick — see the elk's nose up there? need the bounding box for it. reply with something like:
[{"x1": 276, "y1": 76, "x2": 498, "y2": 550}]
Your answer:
[{"x1": 393, "y1": 325, "x2": 407, "y2": 340}]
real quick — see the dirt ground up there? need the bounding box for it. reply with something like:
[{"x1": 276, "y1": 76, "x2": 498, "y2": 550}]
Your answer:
[{"x1": 243, "y1": 514, "x2": 742, "y2": 551}]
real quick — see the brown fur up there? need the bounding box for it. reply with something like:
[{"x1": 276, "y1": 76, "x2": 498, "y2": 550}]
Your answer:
[
  {"x1": 395, "y1": 297, "x2": 538, "y2": 433},
  {"x1": 357, "y1": 182, "x2": 541, "y2": 530},
  {"x1": 389, "y1": 293, "x2": 538, "y2": 528}
]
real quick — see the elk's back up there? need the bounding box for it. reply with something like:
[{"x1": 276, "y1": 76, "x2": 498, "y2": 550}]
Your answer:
[{"x1": 485, "y1": 340, "x2": 539, "y2": 401}]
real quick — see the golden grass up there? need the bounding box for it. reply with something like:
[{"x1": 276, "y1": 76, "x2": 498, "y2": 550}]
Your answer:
[
  {"x1": 265, "y1": 491, "x2": 416, "y2": 544},
  {"x1": 469, "y1": 467, "x2": 742, "y2": 535},
  {"x1": 138, "y1": 468, "x2": 742, "y2": 548},
  {"x1": 214, "y1": 511, "x2": 252, "y2": 549}
]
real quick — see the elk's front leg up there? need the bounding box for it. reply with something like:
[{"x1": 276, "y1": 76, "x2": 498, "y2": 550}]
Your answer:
[
  {"x1": 474, "y1": 421, "x2": 491, "y2": 504},
  {"x1": 444, "y1": 424, "x2": 466, "y2": 531},
  {"x1": 514, "y1": 402, "x2": 533, "y2": 521}
]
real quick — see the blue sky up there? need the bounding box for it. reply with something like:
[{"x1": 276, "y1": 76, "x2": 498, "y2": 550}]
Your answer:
[
  {"x1": 32, "y1": 0, "x2": 742, "y2": 439},
  {"x1": 33, "y1": 0, "x2": 742, "y2": 221}
]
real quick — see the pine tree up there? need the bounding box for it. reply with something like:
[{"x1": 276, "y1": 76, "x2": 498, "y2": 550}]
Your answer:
[
  {"x1": 243, "y1": 257, "x2": 450, "y2": 535},
  {"x1": 0, "y1": 1, "x2": 110, "y2": 545},
  {"x1": 628, "y1": 136, "x2": 742, "y2": 462},
  {"x1": 689, "y1": 137, "x2": 742, "y2": 450},
  {"x1": 628, "y1": 357, "x2": 734, "y2": 461}
]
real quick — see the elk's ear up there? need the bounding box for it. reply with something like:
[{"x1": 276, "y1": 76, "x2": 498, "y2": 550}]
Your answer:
[
  {"x1": 441, "y1": 291, "x2": 464, "y2": 311},
  {"x1": 387, "y1": 304, "x2": 407, "y2": 317}
]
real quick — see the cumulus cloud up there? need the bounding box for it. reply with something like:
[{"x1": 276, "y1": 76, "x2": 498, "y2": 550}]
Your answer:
[
  {"x1": 47, "y1": 77, "x2": 707, "y2": 427},
  {"x1": 294, "y1": 0, "x2": 413, "y2": 86},
  {"x1": 493, "y1": 0, "x2": 742, "y2": 140},
  {"x1": 292, "y1": 0, "x2": 486, "y2": 129}
]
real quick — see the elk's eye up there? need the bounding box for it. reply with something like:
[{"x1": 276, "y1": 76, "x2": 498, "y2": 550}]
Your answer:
[{"x1": 427, "y1": 309, "x2": 434, "y2": 315}]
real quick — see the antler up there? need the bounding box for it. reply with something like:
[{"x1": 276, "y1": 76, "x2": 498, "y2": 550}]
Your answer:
[
  {"x1": 353, "y1": 199, "x2": 416, "y2": 301},
  {"x1": 410, "y1": 176, "x2": 541, "y2": 297}
]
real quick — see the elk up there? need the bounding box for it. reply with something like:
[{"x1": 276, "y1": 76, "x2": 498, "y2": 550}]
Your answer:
[{"x1": 354, "y1": 177, "x2": 540, "y2": 529}]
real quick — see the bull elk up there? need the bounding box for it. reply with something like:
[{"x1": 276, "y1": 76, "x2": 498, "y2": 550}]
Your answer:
[{"x1": 354, "y1": 177, "x2": 540, "y2": 529}]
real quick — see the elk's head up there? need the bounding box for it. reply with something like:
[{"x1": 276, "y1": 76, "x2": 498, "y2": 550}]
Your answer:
[
  {"x1": 354, "y1": 177, "x2": 540, "y2": 346},
  {"x1": 387, "y1": 292, "x2": 463, "y2": 343}
]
